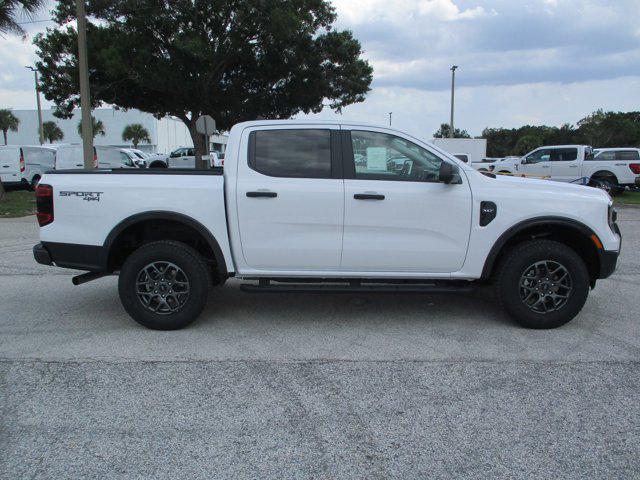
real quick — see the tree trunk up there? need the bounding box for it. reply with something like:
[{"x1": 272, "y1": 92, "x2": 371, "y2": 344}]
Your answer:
[
  {"x1": 185, "y1": 118, "x2": 208, "y2": 170},
  {"x1": 2, "y1": 130, "x2": 6, "y2": 145},
  {"x1": 0, "y1": 179, "x2": 4, "y2": 201}
]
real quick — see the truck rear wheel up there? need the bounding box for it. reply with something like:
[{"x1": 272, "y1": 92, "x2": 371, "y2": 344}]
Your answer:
[
  {"x1": 495, "y1": 239, "x2": 589, "y2": 329},
  {"x1": 118, "y1": 240, "x2": 210, "y2": 330}
]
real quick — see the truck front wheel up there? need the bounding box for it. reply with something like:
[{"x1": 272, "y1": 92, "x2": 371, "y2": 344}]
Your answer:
[
  {"x1": 496, "y1": 239, "x2": 589, "y2": 329},
  {"x1": 118, "y1": 240, "x2": 211, "y2": 330}
]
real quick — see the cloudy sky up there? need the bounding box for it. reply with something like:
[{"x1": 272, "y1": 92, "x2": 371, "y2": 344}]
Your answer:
[{"x1": 1, "y1": 0, "x2": 639, "y2": 138}]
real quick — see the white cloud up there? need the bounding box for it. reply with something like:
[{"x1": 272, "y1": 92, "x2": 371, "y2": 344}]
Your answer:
[{"x1": 332, "y1": 0, "x2": 490, "y2": 25}]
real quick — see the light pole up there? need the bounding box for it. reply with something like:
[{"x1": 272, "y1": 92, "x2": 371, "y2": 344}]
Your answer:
[
  {"x1": 449, "y1": 65, "x2": 458, "y2": 139},
  {"x1": 25, "y1": 66, "x2": 44, "y2": 145},
  {"x1": 76, "y1": 0, "x2": 94, "y2": 169},
  {"x1": 388, "y1": 112, "x2": 392, "y2": 126}
]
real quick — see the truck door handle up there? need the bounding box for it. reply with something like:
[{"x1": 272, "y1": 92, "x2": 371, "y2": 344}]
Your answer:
[
  {"x1": 569, "y1": 165, "x2": 578, "y2": 168},
  {"x1": 541, "y1": 165, "x2": 550, "y2": 168},
  {"x1": 354, "y1": 193, "x2": 385, "y2": 200},
  {"x1": 246, "y1": 191, "x2": 277, "y2": 198}
]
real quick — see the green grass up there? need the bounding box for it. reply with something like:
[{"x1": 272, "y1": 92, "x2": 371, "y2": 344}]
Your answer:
[
  {"x1": 0, "y1": 189, "x2": 36, "y2": 218},
  {"x1": 614, "y1": 191, "x2": 640, "y2": 205}
]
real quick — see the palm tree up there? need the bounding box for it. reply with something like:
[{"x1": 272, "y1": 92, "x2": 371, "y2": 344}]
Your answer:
[
  {"x1": 77, "y1": 116, "x2": 106, "y2": 139},
  {"x1": 42, "y1": 121, "x2": 64, "y2": 143},
  {"x1": 0, "y1": 0, "x2": 45, "y2": 37},
  {"x1": 0, "y1": 109, "x2": 19, "y2": 145},
  {"x1": 122, "y1": 123, "x2": 151, "y2": 147}
]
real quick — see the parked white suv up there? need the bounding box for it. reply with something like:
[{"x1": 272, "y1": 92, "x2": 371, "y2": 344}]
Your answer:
[{"x1": 33, "y1": 121, "x2": 620, "y2": 331}]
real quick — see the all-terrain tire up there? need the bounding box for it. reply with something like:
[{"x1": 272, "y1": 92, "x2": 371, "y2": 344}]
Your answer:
[
  {"x1": 495, "y1": 239, "x2": 589, "y2": 329},
  {"x1": 118, "y1": 240, "x2": 211, "y2": 330}
]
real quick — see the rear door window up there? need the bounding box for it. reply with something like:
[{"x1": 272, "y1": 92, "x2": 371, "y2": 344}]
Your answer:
[
  {"x1": 595, "y1": 150, "x2": 616, "y2": 160},
  {"x1": 249, "y1": 129, "x2": 332, "y2": 178},
  {"x1": 550, "y1": 148, "x2": 578, "y2": 161}
]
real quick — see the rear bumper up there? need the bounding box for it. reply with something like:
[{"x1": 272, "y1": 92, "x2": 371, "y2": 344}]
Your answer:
[
  {"x1": 33, "y1": 242, "x2": 107, "y2": 272},
  {"x1": 33, "y1": 243, "x2": 53, "y2": 266}
]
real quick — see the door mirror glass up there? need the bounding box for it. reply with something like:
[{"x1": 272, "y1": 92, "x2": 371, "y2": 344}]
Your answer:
[
  {"x1": 170, "y1": 151, "x2": 180, "y2": 158},
  {"x1": 439, "y1": 162, "x2": 460, "y2": 184}
]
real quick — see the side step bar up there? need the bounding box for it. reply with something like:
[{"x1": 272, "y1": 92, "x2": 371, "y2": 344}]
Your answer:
[{"x1": 240, "y1": 280, "x2": 475, "y2": 294}]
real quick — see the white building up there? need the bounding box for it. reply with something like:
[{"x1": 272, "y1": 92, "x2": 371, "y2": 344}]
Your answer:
[{"x1": 5, "y1": 108, "x2": 227, "y2": 154}]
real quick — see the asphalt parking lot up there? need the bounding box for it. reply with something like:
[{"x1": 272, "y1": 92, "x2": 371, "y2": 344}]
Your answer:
[{"x1": 1, "y1": 211, "x2": 639, "y2": 478}]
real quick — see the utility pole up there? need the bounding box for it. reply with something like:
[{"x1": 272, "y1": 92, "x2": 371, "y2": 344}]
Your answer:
[
  {"x1": 449, "y1": 65, "x2": 458, "y2": 139},
  {"x1": 388, "y1": 112, "x2": 392, "y2": 126},
  {"x1": 76, "y1": 0, "x2": 94, "y2": 169},
  {"x1": 26, "y1": 66, "x2": 44, "y2": 145}
]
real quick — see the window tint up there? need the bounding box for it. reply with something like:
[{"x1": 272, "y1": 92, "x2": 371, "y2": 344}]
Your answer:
[
  {"x1": 595, "y1": 150, "x2": 616, "y2": 160},
  {"x1": 551, "y1": 148, "x2": 578, "y2": 161},
  {"x1": 526, "y1": 149, "x2": 551, "y2": 163},
  {"x1": 250, "y1": 129, "x2": 331, "y2": 178},
  {"x1": 350, "y1": 130, "x2": 443, "y2": 182},
  {"x1": 617, "y1": 150, "x2": 640, "y2": 160}
]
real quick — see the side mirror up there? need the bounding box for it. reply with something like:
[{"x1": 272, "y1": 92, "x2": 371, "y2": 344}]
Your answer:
[
  {"x1": 439, "y1": 162, "x2": 460, "y2": 184},
  {"x1": 521, "y1": 158, "x2": 527, "y2": 164}
]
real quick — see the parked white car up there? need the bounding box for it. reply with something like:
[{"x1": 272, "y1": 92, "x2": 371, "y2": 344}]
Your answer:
[
  {"x1": 0, "y1": 145, "x2": 55, "y2": 189},
  {"x1": 34, "y1": 120, "x2": 620, "y2": 332},
  {"x1": 473, "y1": 145, "x2": 640, "y2": 194}
]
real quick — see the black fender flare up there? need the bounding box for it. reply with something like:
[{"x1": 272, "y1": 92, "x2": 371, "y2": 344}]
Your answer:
[
  {"x1": 480, "y1": 216, "x2": 600, "y2": 280},
  {"x1": 103, "y1": 210, "x2": 228, "y2": 277},
  {"x1": 590, "y1": 170, "x2": 619, "y2": 183}
]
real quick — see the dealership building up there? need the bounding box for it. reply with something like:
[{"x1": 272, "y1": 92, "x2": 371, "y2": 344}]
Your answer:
[{"x1": 5, "y1": 108, "x2": 227, "y2": 155}]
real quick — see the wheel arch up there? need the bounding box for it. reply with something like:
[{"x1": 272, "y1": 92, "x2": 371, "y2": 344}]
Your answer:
[
  {"x1": 591, "y1": 170, "x2": 619, "y2": 183},
  {"x1": 104, "y1": 211, "x2": 228, "y2": 279},
  {"x1": 481, "y1": 216, "x2": 602, "y2": 285}
]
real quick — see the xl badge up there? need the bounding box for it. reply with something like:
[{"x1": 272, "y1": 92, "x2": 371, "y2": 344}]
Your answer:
[{"x1": 59, "y1": 191, "x2": 103, "y2": 202}]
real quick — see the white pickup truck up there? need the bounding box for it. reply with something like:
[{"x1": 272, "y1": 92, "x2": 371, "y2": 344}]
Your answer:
[
  {"x1": 473, "y1": 145, "x2": 640, "y2": 194},
  {"x1": 33, "y1": 121, "x2": 621, "y2": 331}
]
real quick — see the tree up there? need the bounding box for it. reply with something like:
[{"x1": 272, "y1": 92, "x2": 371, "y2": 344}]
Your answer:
[
  {"x1": 433, "y1": 123, "x2": 471, "y2": 138},
  {"x1": 122, "y1": 124, "x2": 151, "y2": 147},
  {"x1": 577, "y1": 110, "x2": 640, "y2": 147},
  {"x1": 514, "y1": 134, "x2": 543, "y2": 155},
  {"x1": 34, "y1": 0, "x2": 373, "y2": 168},
  {"x1": 0, "y1": 109, "x2": 19, "y2": 145},
  {"x1": 0, "y1": 0, "x2": 45, "y2": 37},
  {"x1": 77, "y1": 116, "x2": 105, "y2": 139},
  {"x1": 41, "y1": 120, "x2": 64, "y2": 143}
]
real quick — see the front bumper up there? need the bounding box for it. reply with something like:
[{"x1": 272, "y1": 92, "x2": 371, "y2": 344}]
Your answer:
[
  {"x1": 598, "y1": 250, "x2": 619, "y2": 279},
  {"x1": 597, "y1": 221, "x2": 621, "y2": 279}
]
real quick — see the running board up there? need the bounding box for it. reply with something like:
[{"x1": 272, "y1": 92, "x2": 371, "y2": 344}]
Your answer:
[{"x1": 240, "y1": 281, "x2": 475, "y2": 294}]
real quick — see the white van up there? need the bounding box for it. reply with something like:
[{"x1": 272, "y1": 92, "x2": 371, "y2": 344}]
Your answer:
[
  {"x1": 0, "y1": 146, "x2": 23, "y2": 187},
  {"x1": 23, "y1": 146, "x2": 56, "y2": 188},
  {"x1": 95, "y1": 146, "x2": 138, "y2": 169},
  {"x1": 53, "y1": 145, "x2": 89, "y2": 170}
]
